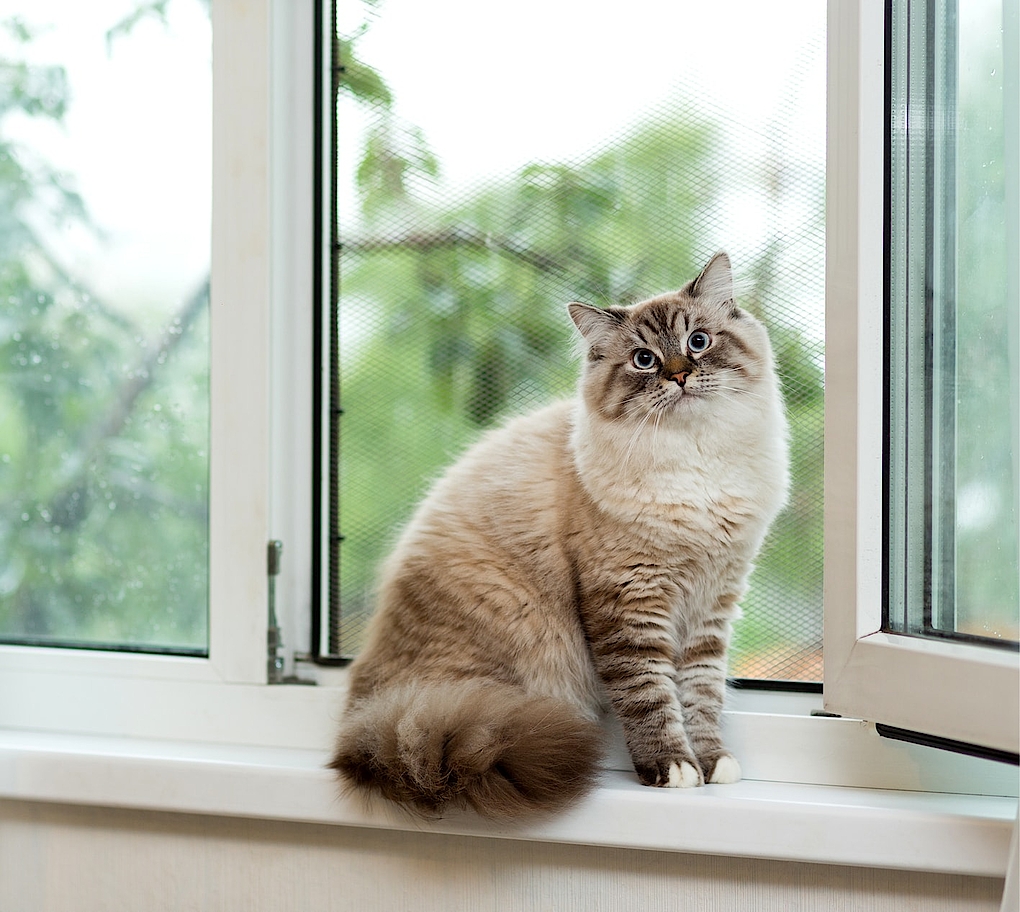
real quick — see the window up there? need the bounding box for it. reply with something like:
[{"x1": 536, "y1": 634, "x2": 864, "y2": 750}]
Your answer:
[
  {"x1": 0, "y1": 0, "x2": 321, "y2": 735},
  {"x1": 0, "y1": 1, "x2": 1014, "y2": 811},
  {"x1": 323, "y1": 0, "x2": 827, "y2": 684},
  {"x1": 0, "y1": 1, "x2": 211, "y2": 654},
  {"x1": 824, "y1": 0, "x2": 1019, "y2": 757}
]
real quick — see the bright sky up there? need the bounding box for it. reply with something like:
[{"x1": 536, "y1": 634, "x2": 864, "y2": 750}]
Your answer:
[
  {"x1": 3, "y1": 0, "x2": 826, "y2": 334},
  {"x1": 343, "y1": 0, "x2": 825, "y2": 191},
  {"x1": 2, "y1": 0, "x2": 210, "y2": 323},
  {"x1": 339, "y1": 0, "x2": 827, "y2": 338}
]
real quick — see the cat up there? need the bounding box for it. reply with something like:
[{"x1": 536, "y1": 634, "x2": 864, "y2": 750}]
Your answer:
[{"x1": 329, "y1": 251, "x2": 789, "y2": 820}]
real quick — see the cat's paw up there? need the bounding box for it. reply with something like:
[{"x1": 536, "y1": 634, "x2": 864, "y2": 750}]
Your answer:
[
  {"x1": 705, "y1": 754, "x2": 742, "y2": 784},
  {"x1": 666, "y1": 760, "x2": 703, "y2": 788},
  {"x1": 635, "y1": 758, "x2": 704, "y2": 788}
]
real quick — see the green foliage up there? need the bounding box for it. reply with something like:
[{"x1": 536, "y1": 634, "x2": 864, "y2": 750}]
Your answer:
[
  {"x1": 338, "y1": 35, "x2": 393, "y2": 108},
  {"x1": 104, "y1": 2, "x2": 170, "y2": 54},
  {"x1": 0, "y1": 1, "x2": 832, "y2": 671},
  {"x1": 336, "y1": 101, "x2": 827, "y2": 675},
  {"x1": 356, "y1": 117, "x2": 439, "y2": 219},
  {"x1": 0, "y1": 12, "x2": 209, "y2": 651}
]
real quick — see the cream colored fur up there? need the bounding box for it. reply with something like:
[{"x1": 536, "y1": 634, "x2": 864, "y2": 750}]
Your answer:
[{"x1": 330, "y1": 252, "x2": 789, "y2": 818}]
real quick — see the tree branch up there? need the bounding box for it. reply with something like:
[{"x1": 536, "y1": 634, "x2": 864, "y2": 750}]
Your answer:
[
  {"x1": 339, "y1": 225, "x2": 574, "y2": 279},
  {"x1": 50, "y1": 278, "x2": 209, "y2": 529}
]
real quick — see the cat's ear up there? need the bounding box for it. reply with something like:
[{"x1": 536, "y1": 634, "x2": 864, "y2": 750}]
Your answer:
[
  {"x1": 567, "y1": 302, "x2": 625, "y2": 343},
  {"x1": 689, "y1": 251, "x2": 735, "y2": 306}
]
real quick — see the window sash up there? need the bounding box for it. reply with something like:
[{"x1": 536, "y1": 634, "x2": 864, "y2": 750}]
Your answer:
[
  {"x1": 0, "y1": 0, "x2": 277, "y2": 688},
  {"x1": 823, "y1": 0, "x2": 1019, "y2": 755},
  {"x1": 0, "y1": 0, "x2": 328, "y2": 742}
]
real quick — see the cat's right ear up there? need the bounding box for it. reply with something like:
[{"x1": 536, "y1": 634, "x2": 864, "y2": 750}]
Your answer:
[{"x1": 567, "y1": 302, "x2": 624, "y2": 345}]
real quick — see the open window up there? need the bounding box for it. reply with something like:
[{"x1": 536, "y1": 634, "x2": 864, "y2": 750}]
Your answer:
[
  {"x1": 824, "y1": 0, "x2": 1019, "y2": 759},
  {"x1": 318, "y1": 0, "x2": 828, "y2": 688}
]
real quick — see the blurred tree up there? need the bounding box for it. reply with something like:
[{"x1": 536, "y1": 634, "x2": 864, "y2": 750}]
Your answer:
[
  {"x1": 0, "y1": 9, "x2": 210, "y2": 650},
  {"x1": 334, "y1": 71, "x2": 827, "y2": 679},
  {"x1": 952, "y1": 16, "x2": 1019, "y2": 639}
]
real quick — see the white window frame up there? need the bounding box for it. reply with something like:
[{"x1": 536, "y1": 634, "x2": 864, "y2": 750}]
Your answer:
[
  {"x1": 0, "y1": 2, "x2": 1016, "y2": 877},
  {"x1": 0, "y1": 0, "x2": 340, "y2": 750},
  {"x1": 822, "y1": 0, "x2": 1020, "y2": 756}
]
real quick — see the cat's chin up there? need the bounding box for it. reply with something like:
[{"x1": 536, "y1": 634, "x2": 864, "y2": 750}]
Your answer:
[
  {"x1": 670, "y1": 389, "x2": 701, "y2": 409},
  {"x1": 653, "y1": 389, "x2": 706, "y2": 419}
]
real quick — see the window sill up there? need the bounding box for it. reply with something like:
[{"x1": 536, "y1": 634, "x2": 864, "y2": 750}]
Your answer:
[{"x1": 0, "y1": 728, "x2": 1014, "y2": 877}]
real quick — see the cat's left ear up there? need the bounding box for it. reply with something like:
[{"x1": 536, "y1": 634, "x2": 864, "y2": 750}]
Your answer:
[
  {"x1": 567, "y1": 302, "x2": 624, "y2": 344},
  {"x1": 689, "y1": 251, "x2": 735, "y2": 307}
]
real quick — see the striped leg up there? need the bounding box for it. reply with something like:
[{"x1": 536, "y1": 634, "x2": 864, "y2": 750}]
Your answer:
[
  {"x1": 586, "y1": 589, "x2": 705, "y2": 789},
  {"x1": 675, "y1": 613, "x2": 740, "y2": 784}
]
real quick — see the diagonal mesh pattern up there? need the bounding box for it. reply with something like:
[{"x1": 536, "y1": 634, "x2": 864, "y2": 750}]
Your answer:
[{"x1": 333, "y1": 2, "x2": 825, "y2": 681}]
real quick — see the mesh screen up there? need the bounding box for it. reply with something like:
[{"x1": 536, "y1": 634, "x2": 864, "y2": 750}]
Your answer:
[{"x1": 333, "y1": 1, "x2": 825, "y2": 681}]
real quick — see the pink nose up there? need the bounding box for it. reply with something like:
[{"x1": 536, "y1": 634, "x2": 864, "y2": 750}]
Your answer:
[{"x1": 671, "y1": 371, "x2": 690, "y2": 387}]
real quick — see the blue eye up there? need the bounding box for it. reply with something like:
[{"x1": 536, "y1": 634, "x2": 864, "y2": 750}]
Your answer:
[
  {"x1": 687, "y1": 330, "x2": 712, "y2": 354},
  {"x1": 631, "y1": 348, "x2": 658, "y2": 370}
]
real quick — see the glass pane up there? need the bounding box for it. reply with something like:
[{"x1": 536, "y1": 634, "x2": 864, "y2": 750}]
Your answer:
[
  {"x1": 886, "y1": 0, "x2": 1020, "y2": 646},
  {"x1": 954, "y1": 0, "x2": 1019, "y2": 641},
  {"x1": 331, "y1": 0, "x2": 826, "y2": 680},
  {"x1": 0, "y1": 2, "x2": 211, "y2": 653}
]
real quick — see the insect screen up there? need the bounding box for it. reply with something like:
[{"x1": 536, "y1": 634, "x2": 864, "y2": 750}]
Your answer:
[{"x1": 328, "y1": 0, "x2": 825, "y2": 682}]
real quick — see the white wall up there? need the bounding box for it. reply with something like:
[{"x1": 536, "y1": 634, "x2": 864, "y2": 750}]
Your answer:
[{"x1": 0, "y1": 799, "x2": 1004, "y2": 912}]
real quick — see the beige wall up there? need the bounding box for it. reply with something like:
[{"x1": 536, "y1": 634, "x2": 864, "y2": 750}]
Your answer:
[{"x1": 0, "y1": 799, "x2": 1004, "y2": 912}]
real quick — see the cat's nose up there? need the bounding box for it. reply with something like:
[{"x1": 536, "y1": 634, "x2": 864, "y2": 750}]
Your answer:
[{"x1": 670, "y1": 370, "x2": 690, "y2": 387}]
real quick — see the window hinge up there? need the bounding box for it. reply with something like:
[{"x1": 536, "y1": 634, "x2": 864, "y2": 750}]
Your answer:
[
  {"x1": 267, "y1": 540, "x2": 285, "y2": 683},
  {"x1": 266, "y1": 540, "x2": 316, "y2": 686}
]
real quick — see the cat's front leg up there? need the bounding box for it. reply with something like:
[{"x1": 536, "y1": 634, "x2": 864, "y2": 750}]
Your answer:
[
  {"x1": 585, "y1": 598, "x2": 705, "y2": 788},
  {"x1": 675, "y1": 613, "x2": 741, "y2": 784}
]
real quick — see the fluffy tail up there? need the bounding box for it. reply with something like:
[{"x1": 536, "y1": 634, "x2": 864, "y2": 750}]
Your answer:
[{"x1": 329, "y1": 680, "x2": 603, "y2": 820}]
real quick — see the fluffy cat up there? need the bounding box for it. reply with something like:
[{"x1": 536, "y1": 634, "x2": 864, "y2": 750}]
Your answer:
[{"x1": 330, "y1": 252, "x2": 789, "y2": 820}]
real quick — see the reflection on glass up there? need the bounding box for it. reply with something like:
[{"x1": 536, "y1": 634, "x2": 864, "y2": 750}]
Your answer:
[
  {"x1": 0, "y1": 2, "x2": 211, "y2": 652},
  {"x1": 331, "y1": 0, "x2": 827, "y2": 680},
  {"x1": 952, "y1": 0, "x2": 1019, "y2": 642},
  {"x1": 887, "y1": 0, "x2": 1019, "y2": 646}
]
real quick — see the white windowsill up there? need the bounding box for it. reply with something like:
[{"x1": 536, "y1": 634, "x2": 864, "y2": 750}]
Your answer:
[{"x1": 0, "y1": 728, "x2": 1014, "y2": 878}]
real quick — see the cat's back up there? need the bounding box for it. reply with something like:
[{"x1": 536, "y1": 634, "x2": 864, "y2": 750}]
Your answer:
[
  {"x1": 405, "y1": 398, "x2": 581, "y2": 545},
  {"x1": 354, "y1": 398, "x2": 597, "y2": 703}
]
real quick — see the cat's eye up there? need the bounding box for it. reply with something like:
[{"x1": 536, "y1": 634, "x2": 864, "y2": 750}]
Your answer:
[
  {"x1": 687, "y1": 330, "x2": 712, "y2": 354},
  {"x1": 631, "y1": 348, "x2": 658, "y2": 370}
]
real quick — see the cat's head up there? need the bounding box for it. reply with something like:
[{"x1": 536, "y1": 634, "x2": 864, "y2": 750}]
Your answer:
[{"x1": 568, "y1": 252, "x2": 777, "y2": 426}]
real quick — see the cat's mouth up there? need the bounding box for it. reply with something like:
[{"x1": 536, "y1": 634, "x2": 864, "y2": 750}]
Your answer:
[
  {"x1": 644, "y1": 381, "x2": 702, "y2": 417},
  {"x1": 667, "y1": 380, "x2": 700, "y2": 403}
]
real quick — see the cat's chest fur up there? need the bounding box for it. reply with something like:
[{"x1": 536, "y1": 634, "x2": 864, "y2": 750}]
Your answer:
[{"x1": 570, "y1": 403, "x2": 787, "y2": 556}]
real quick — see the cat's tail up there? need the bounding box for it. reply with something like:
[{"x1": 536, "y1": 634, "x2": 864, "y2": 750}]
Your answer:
[{"x1": 329, "y1": 679, "x2": 603, "y2": 821}]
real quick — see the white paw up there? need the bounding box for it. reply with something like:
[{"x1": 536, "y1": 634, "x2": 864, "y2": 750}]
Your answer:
[
  {"x1": 708, "y1": 755, "x2": 742, "y2": 784},
  {"x1": 665, "y1": 761, "x2": 702, "y2": 788}
]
